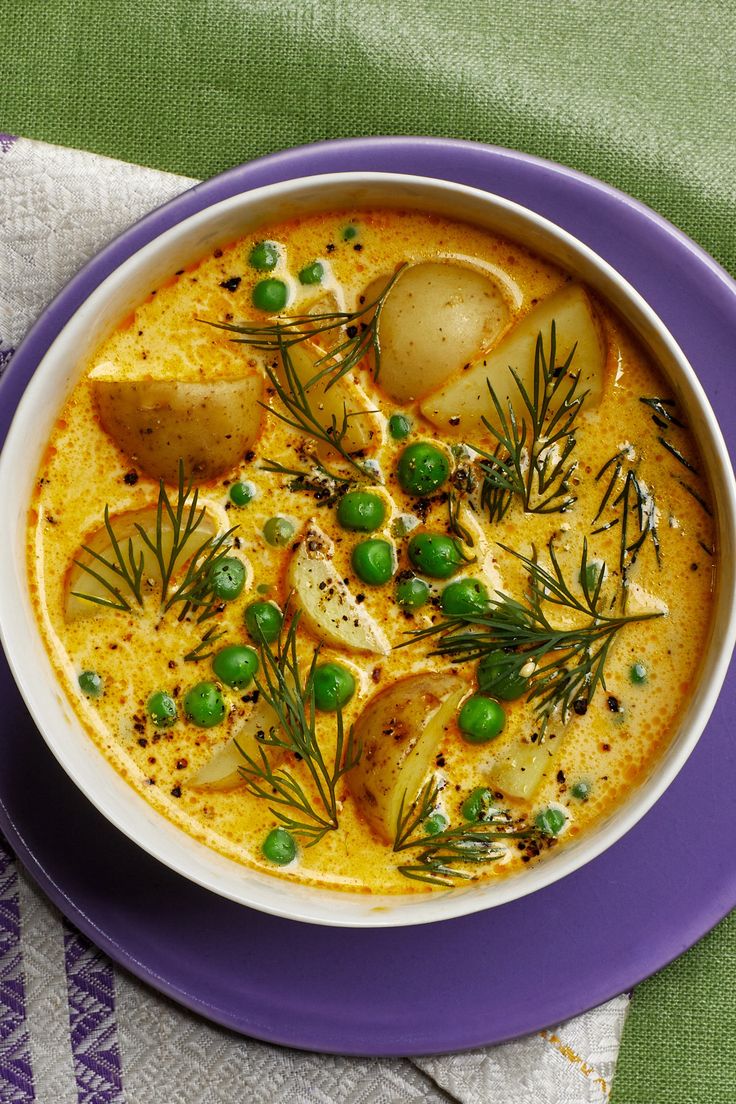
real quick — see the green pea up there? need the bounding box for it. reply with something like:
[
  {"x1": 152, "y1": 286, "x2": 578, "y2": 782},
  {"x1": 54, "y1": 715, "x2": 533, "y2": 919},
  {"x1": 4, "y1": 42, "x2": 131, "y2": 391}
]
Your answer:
[
  {"x1": 212, "y1": 645, "x2": 259, "y2": 690},
  {"x1": 388, "y1": 413, "x2": 412, "y2": 440},
  {"x1": 249, "y1": 240, "x2": 280, "y2": 271},
  {"x1": 263, "y1": 516, "x2": 295, "y2": 547},
  {"x1": 298, "y1": 261, "x2": 324, "y2": 285},
  {"x1": 147, "y1": 690, "x2": 177, "y2": 728},
  {"x1": 630, "y1": 661, "x2": 648, "y2": 684},
  {"x1": 397, "y1": 442, "x2": 450, "y2": 496},
  {"x1": 78, "y1": 670, "x2": 103, "y2": 698},
  {"x1": 209, "y1": 556, "x2": 246, "y2": 601},
  {"x1": 424, "y1": 811, "x2": 449, "y2": 836},
  {"x1": 342, "y1": 225, "x2": 358, "y2": 241},
  {"x1": 184, "y1": 681, "x2": 225, "y2": 728},
  {"x1": 229, "y1": 481, "x2": 255, "y2": 506},
  {"x1": 252, "y1": 278, "x2": 288, "y2": 312},
  {"x1": 571, "y1": 780, "x2": 592, "y2": 801},
  {"x1": 244, "y1": 600, "x2": 283, "y2": 644},
  {"x1": 458, "y1": 695, "x2": 506, "y2": 744},
  {"x1": 461, "y1": 787, "x2": 496, "y2": 823},
  {"x1": 441, "y1": 578, "x2": 489, "y2": 616},
  {"x1": 408, "y1": 532, "x2": 464, "y2": 579},
  {"x1": 535, "y1": 806, "x2": 567, "y2": 837},
  {"x1": 351, "y1": 539, "x2": 395, "y2": 586},
  {"x1": 262, "y1": 826, "x2": 297, "y2": 865},
  {"x1": 337, "y1": 491, "x2": 386, "y2": 532},
  {"x1": 477, "y1": 650, "x2": 529, "y2": 701},
  {"x1": 395, "y1": 574, "x2": 430, "y2": 609},
  {"x1": 313, "y1": 663, "x2": 356, "y2": 712}
]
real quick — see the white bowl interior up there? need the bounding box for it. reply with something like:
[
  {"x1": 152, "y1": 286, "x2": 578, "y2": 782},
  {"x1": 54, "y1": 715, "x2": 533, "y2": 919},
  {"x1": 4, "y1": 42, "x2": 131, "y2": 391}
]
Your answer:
[{"x1": 1, "y1": 172, "x2": 734, "y2": 927}]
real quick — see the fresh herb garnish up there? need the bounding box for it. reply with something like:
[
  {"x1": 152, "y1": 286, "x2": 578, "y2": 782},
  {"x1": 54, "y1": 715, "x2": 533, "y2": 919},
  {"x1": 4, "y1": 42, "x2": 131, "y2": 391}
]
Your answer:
[
  {"x1": 184, "y1": 625, "x2": 226, "y2": 663},
  {"x1": 593, "y1": 451, "x2": 661, "y2": 602},
  {"x1": 393, "y1": 780, "x2": 531, "y2": 887},
  {"x1": 201, "y1": 265, "x2": 405, "y2": 391},
  {"x1": 259, "y1": 338, "x2": 377, "y2": 479},
  {"x1": 72, "y1": 462, "x2": 236, "y2": 616},
  {"x1": 639, "y1": 396, "x2": 686, "y2": 429},
  {"x1": 657, "y1": 437, "x2": 699, "y2": 475},
  {"x1": 260, "y1": 456, "x2": 355, "y2": 506},
  {"x1": 234, "y1": 613, "x2": 361, "y2": 845},
  {"x1": 475, "y1": 323, "x2": 587, "y2": 523},
  {"x1": 401, "y1": 540, "x2": 663, "y2": 734}
]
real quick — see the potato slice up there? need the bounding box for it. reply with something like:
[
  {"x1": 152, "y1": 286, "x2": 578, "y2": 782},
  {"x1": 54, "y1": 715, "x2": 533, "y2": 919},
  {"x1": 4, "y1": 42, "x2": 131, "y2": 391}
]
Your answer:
[
  {"x1": 91, "y1": 371, "x2": 265, "y2": 483},
  {"x1": 491, "y1": 737, "x2": 559, "y2": 800},
  {"x1": 420, "y1": 284, "x2": 606, "y2": 440},
  {"x1": 281, "y1": 343, "x2": 382, "y2": 457},
  {"x1": 349, "y1": 673, "x2": 466, "y2": 842},
  {"x1": 65, "y1": 503, "x2": 222, "y2": 621},
  {"x1": 288, "y1": 523, "x2": 390, "y2": 655},
  {"x1": 368, "y1": 262, "x2": 509, "y2": 403},
  {"x1": 189, "y1": 698, "x2": 280, "y2": 790}
]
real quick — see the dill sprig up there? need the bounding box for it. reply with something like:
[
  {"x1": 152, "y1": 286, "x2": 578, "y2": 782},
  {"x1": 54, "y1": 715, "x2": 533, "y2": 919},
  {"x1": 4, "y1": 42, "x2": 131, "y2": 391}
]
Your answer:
[
  {"x1": 234, "y1": 613, "x2": 361, "y2": 845},
  {"x1": 260, "y1": 338, "x2": 377, "y2": 478},
  {"x1": 184, "y1": 625, "x2": 226, "y2": 663},
  {"x1": 72, "y1": 462, "x2": 236, "y2": 616},
  {"x1": 393, "y1": 780, "x2": 531, "y2": 887},
  {"x1": 401, "y1": 540, "x2": 663, "y2": 734},
  {"x1": 71, "y1": 505, "x2": 145, "y2": 612},
  {"x1": 260, "y1": 456, "x2": 355, "y2": 507},
  {"x1": 639, "y1": 396, "x2": 686, "y2": 429},
  {"x1": 475, "y1": 322, "x2": 587, "y2": 523},
  {"x1": 592, "y1": 451, "x2": 661, "y2": 599},
  {"x1": 201, "y1": 265, "x2": 405, "y2": 391}
]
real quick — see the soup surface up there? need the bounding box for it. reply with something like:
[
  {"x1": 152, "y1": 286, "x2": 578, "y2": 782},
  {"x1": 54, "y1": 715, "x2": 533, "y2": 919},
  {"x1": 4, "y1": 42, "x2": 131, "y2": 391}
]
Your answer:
[{"x1": 29, "y1": 208, "x2": 715, "y2": 893}]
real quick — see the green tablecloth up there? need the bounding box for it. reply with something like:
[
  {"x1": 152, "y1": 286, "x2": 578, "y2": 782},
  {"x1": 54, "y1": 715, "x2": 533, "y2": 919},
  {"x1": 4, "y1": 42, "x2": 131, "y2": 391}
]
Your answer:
[{"x1": 2, "y1": 2, "x2": 735, "y2": 1099}]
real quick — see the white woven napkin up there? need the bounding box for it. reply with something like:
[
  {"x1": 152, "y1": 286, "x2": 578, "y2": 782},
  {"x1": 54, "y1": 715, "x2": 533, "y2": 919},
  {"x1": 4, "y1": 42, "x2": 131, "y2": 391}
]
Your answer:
[{"x1": 0, "y1": 135, "x2": 630, "y2": 1104}]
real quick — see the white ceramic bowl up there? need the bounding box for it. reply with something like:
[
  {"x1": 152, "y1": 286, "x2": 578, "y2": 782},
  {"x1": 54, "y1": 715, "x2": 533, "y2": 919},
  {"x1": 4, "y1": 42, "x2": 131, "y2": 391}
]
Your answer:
[{"x1": 1, "y1": 172, "x2": 734, "y2": 927}]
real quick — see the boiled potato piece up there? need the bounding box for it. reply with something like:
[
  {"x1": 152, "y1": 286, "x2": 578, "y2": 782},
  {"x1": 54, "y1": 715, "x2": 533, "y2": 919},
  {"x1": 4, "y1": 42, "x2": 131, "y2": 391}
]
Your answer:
[
  {"x1": 65, "y1": 503, "x2": 223, "y2": 621},
  {"x1": 282, "y1": 343, "x2": 382, "y2": 457},
  {"x1": 91, "y1": 370, "x2": 265, "y2": 483},
  {"x1": 491, "y1": 737, "x2": 558, "y2": 800},
  {"x1": 420, "y1": 284, "x2": 606, "y2": 440},
  {"x1": 189, "y1": 699, "x2": 280, "y2": 790},
  {"x1": 289, "y1": 523, "x2": 390, "y2": 655},
  {"x1": 349, "y1": 673, "x2": 466, "y2": 842},
  {"x1": 370, "y1": 262, "x2": 510, "y2": 403}
]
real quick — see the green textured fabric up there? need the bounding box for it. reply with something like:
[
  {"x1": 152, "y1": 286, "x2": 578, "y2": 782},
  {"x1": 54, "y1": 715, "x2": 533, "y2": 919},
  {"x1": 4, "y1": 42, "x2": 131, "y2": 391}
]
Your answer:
[
  {"x1": 1, "y1": 1, "x2": 735, "y2": 1099},
  {"x1": 611, "y1": 910, "x2": 736, "y2": 1104}
]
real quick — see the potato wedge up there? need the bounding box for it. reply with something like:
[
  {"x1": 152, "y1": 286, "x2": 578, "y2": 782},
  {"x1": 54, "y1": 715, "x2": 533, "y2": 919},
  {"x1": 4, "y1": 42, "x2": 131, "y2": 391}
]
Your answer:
[
  {"x1": 420, "y1": 284, "x2": 606, "y2": 439},
  {"x1": 490, "y1": 737, "x2": 559, "y2": 800},
  {"x1": 368, "y1": 262, "x2": 509, "y2": 403},
  {"x1": 288, "y1": 523, "x2": 390, "y2": 655},
  {"x1": 349, "y1": 673, "x2": 466, "y2": 842},
  {"x1": 281, "y1": 343, "x2": 382, "y2": 457},
  {"x1": 91, "y1": 371, "x2": 265, "y2": 483},
  {"x1": 65, "y1": 503, "x2": 224, "y2": 621},
  {"x1": 189, "y1": 698, "x2": 280, "y2": 790}
]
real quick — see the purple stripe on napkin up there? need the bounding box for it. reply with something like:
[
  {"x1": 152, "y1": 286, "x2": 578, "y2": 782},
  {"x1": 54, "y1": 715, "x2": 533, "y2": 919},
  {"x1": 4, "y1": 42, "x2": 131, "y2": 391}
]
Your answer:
[
  {"x1": 0, "y1": 135, "x2": 16, "y2": 153},
  {"x1": 63, "y1": 923, "x2": 124, "y2": 1103},
  {"x1": 0, "y1": 348, "x2": 15, "y2": 376},
  {"x1": 0, "y1": 837, "x2": 36, "y2": 1103}
]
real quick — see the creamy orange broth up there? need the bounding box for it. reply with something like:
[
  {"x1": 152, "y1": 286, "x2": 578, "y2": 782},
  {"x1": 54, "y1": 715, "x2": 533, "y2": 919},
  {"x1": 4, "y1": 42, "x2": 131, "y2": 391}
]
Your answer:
[{"x1": 28, "y1": 209, "x2": 715, "y2": 893}]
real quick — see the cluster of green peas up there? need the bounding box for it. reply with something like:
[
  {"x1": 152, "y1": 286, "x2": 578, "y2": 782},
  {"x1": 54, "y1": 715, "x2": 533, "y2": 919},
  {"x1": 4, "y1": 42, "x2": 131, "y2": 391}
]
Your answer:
[{"x1": 247, "y1": 226, "x2": 358, "y2": 313}]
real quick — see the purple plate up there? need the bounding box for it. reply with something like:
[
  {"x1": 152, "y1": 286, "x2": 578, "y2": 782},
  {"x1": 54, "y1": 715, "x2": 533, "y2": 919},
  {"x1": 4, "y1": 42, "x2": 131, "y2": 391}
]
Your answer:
[{"x1": 1, "y1": 138, "x2": 734, "y2": 1056}]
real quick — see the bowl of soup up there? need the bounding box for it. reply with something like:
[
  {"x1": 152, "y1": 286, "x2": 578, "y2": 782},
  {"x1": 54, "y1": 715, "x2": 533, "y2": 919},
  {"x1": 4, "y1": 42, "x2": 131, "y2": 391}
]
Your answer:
[{"x1": 0, "y1": 172, "x2": 734, "y2": 927}]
